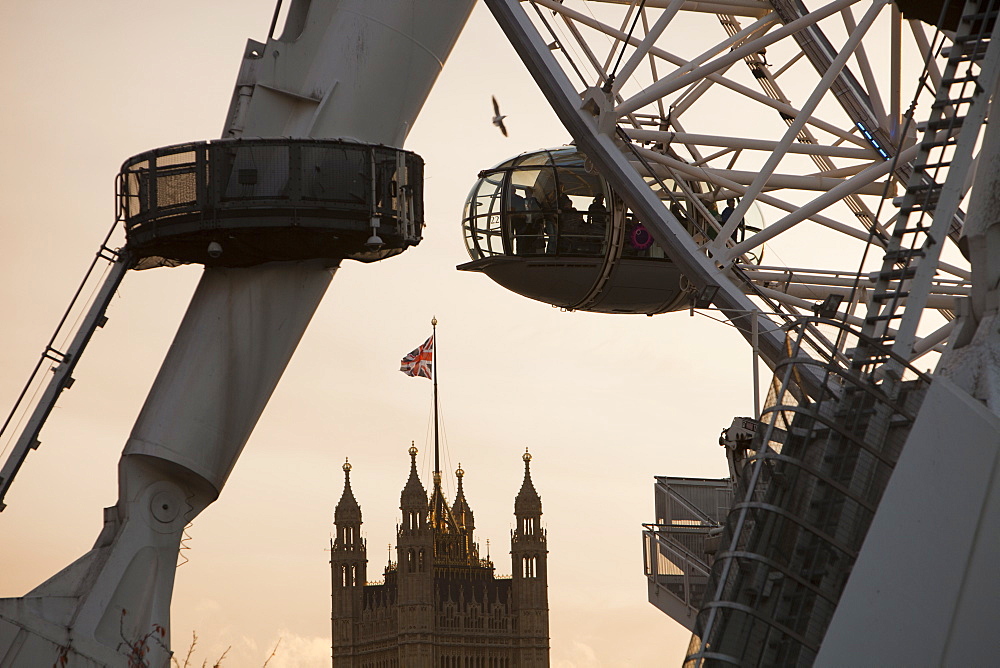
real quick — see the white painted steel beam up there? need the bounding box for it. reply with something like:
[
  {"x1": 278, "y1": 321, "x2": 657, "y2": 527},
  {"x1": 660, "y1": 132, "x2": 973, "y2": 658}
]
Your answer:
[
  {"x1": 758, "y1": 281, "x2": 959, "y2": 310},
  {"x1": 639, "y1": 161, "x2": 891, "y2": 195},
  {"x1": 535, "y1": 0, "x2": 871, "y2": 148},
  {"x1": 709, "y1": 0, "x2": 889, "y2": 253},
  {"x1": 610, "y1": 0, "x2": 686, "y2": 94},
  {"x1": 0, "y1": 257, "x2": 128, "y2": 511},
  {"x1": 625, "y1": 129, "x2": 878, "y2": 159},
  {"x1": 597, "y1": 0, "x2": 772, "y2": 16},
  {"x1": 633, "y1": 148, "x2": 881, "y2": 243},
  {"x1": 719, "y1": 142, "x2": 918, "y2": 263},
  {"x1": 615, "y1": 0, "x2": 859, "y2": 116},
  {"x1": 742, "y1": 268, "x2": 968, "y2": 295}
]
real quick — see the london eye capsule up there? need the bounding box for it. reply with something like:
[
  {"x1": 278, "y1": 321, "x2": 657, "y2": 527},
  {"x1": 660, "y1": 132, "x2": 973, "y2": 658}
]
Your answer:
[{"x1": 458, "y1": 147, "x2": 762, "y2": 315}]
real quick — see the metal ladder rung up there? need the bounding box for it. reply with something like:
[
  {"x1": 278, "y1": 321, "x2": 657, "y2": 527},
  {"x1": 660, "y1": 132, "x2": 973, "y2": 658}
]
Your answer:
[
  {"x1": 919, "y1": 137, "x2": 958, "y2": 150},
  {"x1": 857, "y1": 0, "x2": 996, "y2": 365},
  {"x1": 957, "y1": 9, "x2": 999, "y2": 23},
  {"x1": 872, "y1": 290, "x2": 910, "y2": 301},
  {"x1": 881, "y1": 248, "x2": 925, "y2": 262},
  {"x1": 865, "y1": 313, "x2": 900, "y2": 324},
  {"x1": 947, "y1": 41, "x2": 990, "y2": 61},
  {"x1": 902, "y1": 182, "x2": 943, "y2": 194},
  {"x1": 850, "y1": 352, "x2": 893, "y2": 368},
  {"x1": 942, "y1": 74, "x2": 983, "y2": 86},
  {"x1": 931, "y1": 97, "x2": 977, "y2": 109},
  {"x1": 901, "y1": 190, "x2": 944, "y2": 205},
  {"x1": 876, "y1": 267, "x2": 918, "y2": 281},
  {"x1": 899, "y1": 203, "x2": 937, "y2": 215},
  {"x1": 915, "y1": 160, "x2": 953, "y2": 170},
  {"x1": 890, "y1": 224, "x2": 934, "y2": 237},
  {"x1": 922, "y1": 116, "x2": 966, "y2": 132},
  {"x1": 904, "y1": 193, "x2": 943, "y2": 209},
  {"x1": 902, "y1": 204, "x2": 941, "y2": 217}
]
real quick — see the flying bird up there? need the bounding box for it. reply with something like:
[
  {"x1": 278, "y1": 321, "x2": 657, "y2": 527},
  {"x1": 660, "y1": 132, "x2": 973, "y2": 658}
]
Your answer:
[{"x1": 491, "y1": 96, "x2": 508, "y2": 137}]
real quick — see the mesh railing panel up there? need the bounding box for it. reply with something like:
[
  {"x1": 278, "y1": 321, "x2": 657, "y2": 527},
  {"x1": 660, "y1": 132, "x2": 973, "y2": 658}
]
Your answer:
[
  {"x1": 154, "y1": 166, "x2": 199, "y2": 210},
  {"x1": 218, "y1": 144, "x2": 289, "y2": 201},
  {"x1": 119, "y1": 138, "x2": 423, "y2": 230},
  {"x1": 300, "y1": 144, "x2": 370, "y2": 205},
  {"x1": 117, "y1": 138, "x2": 425, "y2": 267}
]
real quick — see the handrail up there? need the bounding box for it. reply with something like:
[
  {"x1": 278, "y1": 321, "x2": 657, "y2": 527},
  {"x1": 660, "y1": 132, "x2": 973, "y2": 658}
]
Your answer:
[
  {"x1": 0, "y1": 243, "x2": 129, "y2": 511},
  {"x1": 654, "y1": 482, "x2": 726, "y2": 527},
  {"x1": 643, "y1": 524, "x2": 714, "y2": 573}
]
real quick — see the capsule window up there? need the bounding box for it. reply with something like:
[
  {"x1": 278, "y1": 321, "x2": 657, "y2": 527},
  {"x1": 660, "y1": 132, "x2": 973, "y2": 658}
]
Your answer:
[
  {"x1": 463, "y1": 171, "x2": 507, "y2": 258},
  {"x1": 463, "y1": 150, "x2": 615, "y2": 260},
  {"x1": 461, "y1": 147, "x2": 741, "y2": 269}
]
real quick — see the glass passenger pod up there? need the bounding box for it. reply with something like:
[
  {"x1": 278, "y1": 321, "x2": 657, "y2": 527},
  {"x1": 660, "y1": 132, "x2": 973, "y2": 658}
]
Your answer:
[
  {"x1": 458, "y1": 147, "x2": 762, "y2": 315},
  {"x1": 118, "y1": 138, "x2": 424, "y2": 269}
]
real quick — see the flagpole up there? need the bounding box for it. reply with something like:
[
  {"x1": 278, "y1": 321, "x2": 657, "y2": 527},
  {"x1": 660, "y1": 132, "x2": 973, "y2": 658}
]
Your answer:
[{"x1": 431, "y1": 316, "x2": 439, "y2": 478}]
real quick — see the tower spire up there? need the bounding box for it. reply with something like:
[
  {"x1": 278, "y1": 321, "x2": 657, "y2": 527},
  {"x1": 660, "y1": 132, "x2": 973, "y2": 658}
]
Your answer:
[
  {"x1": 515, "y1": 449, "x2": 542, "y2": 518},
  {"x1": 453, "y1": 463, "x2": 475, "y2": 533},
  {"x1": 334, "y1": 457, "x2": 361, "y2": 527}
]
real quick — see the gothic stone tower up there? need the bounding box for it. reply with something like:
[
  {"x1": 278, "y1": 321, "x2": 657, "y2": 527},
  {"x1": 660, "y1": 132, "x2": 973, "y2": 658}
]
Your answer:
[
  {"x1": 330, "y1": 447, "x2": 550, "y2": 667},
  {"x1": 511, "y1": 450, "x2": 549, "y2": 666},
  {"x1": 331, "y1": 460, "x2": 367, "y2": 663}
]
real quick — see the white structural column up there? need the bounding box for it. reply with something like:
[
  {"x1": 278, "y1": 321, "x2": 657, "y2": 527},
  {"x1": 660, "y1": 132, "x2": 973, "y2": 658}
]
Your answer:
[
  {"x1": 0, "y1": 1, "x2": 475, "y2": 666},
  {"x1": 122, "y1": 263, "x2": 335, "y2": 495},
  {"x1": 814, "y1": 377, "x2": 1000, "y2": 665}
]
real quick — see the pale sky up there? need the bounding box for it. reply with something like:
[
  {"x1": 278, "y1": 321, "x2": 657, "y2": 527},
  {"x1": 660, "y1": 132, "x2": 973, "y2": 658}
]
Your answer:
[{"x1": 1, "y1": 2, "x2": 778, "y2": 666}]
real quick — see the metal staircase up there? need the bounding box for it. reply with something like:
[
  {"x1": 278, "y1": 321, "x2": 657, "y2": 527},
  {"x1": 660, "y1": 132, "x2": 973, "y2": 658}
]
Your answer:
[
  {"x1": 857, "y1": 0, "x2": 1000, "y2": 372},
  {"x1": 643, "y1": 477, "x2": 733, "y2": 631}
]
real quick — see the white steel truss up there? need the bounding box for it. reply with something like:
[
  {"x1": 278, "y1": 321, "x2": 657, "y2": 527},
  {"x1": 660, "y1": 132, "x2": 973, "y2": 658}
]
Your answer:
[{"x1": 486, "y1": 0, "x2": 981, "y2": 374}]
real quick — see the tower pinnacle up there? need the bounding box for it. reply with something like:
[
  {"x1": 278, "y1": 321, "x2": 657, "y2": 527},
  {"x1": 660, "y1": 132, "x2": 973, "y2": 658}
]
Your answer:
[
  {"x1": 335, "y1": 458, "x2": 361, "y2": 524},
  {"x1": 515, "y1": 449, "x2": 542, "y2": 517},
  {"x1": 401, "y1": 444, "x2": 427, "y2": 510},
  {"x1": 453, "y1": 463, "x2": 475, "y2": 532}
]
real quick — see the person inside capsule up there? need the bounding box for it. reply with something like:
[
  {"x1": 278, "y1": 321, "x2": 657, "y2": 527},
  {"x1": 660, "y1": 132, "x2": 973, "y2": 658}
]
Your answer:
[
  {"x1": 530, "y1": 185, "x2": 555, "y2": 254},
  {"x1": 510, "y1": 189, "x2": 540, "y2": 255},
  {"x1": 464, "y1": 147, "x2": 691, "y2": 261},
  {"x1": 583, "y1": 194, "x2": 608, "y2": 254}
]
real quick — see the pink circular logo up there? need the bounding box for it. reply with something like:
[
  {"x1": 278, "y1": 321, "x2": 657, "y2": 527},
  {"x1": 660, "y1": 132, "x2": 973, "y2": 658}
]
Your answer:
[{"x1": 630, "y1": 224, "x2": 654, "y2": 249}]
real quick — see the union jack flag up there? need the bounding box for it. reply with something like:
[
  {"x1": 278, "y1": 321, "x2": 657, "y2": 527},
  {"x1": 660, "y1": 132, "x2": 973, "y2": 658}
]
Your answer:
[{"x1": 400, "y1": 335, "x2": 434, "y2": 379}]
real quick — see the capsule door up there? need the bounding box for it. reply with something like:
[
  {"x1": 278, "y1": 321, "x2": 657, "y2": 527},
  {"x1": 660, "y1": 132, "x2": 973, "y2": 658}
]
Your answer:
[{"x1": 463, "y1": 169, "x2": 509, "y2": 259}]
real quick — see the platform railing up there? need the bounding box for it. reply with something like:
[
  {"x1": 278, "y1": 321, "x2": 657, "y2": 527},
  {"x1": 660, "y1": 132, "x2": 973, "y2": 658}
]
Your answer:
[
  {"x1": 643, "y1": 523, "x2": 714, "y2": 630},
  {"x1": 117, "y1": 137, "x2": 424, "y2": 267}
]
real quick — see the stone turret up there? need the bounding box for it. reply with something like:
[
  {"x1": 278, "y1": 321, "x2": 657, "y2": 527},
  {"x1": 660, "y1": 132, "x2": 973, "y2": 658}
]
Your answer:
[
  {"x1": 512, "y1": 449, "x2": 550, "y2": 665},
  {"x1": 400, "y1": 444, "x2": 428, "y2": 530},
  {"x1": 396, "y1": 445, "x2": 433, "y2": 667},
  {"x1": 331, "y1": 459, "x2": 367, "y2": 666},
  {"x1": 452, "y1": 464, "x2": 475, "y2": 533}
]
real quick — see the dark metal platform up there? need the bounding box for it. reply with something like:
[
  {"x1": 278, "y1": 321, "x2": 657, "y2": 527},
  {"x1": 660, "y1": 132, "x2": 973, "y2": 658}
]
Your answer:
[{"x1": 118, "y1": 138, "x2": 424, "y2": 268}]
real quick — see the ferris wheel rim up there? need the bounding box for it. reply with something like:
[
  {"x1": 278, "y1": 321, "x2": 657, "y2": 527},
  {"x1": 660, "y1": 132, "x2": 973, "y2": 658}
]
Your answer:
[{"x1": 484, "y1": 0, "x2": 973, "y2": 372}]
